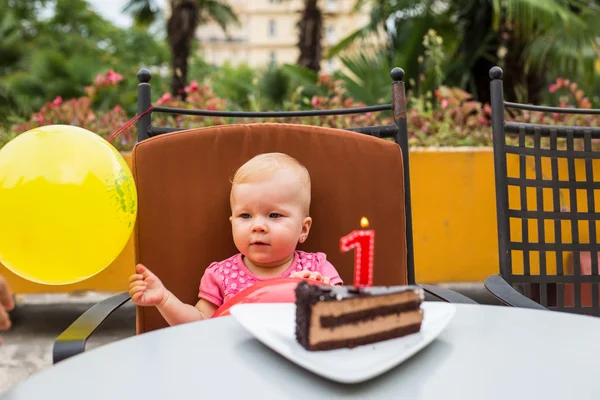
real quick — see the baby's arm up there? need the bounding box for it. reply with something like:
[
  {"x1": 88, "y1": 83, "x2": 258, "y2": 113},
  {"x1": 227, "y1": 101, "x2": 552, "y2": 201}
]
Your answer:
[
  {"x1": 129, "y1": 264, "x2": 218, "y2": 326},
  {"x1": 156, "y1": 293, "x2": 217, "y2": 325}
]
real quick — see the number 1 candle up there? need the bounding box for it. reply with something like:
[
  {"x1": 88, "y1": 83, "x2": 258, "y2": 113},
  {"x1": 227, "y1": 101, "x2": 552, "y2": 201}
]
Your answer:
[{"x1": 340, "y1": 217, "x2": 374, "y2": 287}]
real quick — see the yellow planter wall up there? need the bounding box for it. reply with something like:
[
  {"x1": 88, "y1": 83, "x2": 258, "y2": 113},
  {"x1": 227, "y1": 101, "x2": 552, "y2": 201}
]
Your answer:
[
  {"x1": 409, "y1": 148, "x2": 500, "y2": 283},
  {"x1": 3, "y1": 147, "x2": 595, "y2": 293}
]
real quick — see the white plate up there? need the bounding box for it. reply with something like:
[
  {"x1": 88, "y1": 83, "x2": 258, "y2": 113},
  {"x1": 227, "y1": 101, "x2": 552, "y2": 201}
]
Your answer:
[{"x1": 229, "y1": 302, "x2": 456, "y2": 383}]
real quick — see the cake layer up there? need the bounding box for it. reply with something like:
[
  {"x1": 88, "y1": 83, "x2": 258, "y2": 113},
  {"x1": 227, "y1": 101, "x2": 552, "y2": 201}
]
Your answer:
[
  {"x1": 295, "y1": 281, "x2": 425, "y2": 351},
  {"x1": 309, "y1": 309, "x2": 423, "y2": 345},
  {"x1": 308, "y1": 324, "x2": 422, "y2": 351},
  {"x1": 315, "y1": 291, "x2": 421, "y2": 327},
  {"x1": 320, "y1": 301, "x2": 421, "y2": 327}
]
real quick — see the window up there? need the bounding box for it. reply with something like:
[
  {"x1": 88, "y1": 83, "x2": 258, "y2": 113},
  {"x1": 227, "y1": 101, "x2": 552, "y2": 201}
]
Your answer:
[
  {"x1": 327, "y1": 0, "x2": 336, "y2": 12},
  {"x1": 326, "y1": 25, "x2": 336, "y2": 44},
  {"x1": 269, "y1": 51, "x2": 277, "y2": 66},
  {"x1": 268, "y1": 20, "x2": 276, "y2": 37},
  {"x1": 327, "y1": 59, "x2": 335, "y2": 73}
]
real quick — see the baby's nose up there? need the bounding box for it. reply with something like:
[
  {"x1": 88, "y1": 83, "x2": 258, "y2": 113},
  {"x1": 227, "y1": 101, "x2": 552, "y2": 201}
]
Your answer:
[{"x1": 252, "y1": 219, "x2": 267, "y2": 232}]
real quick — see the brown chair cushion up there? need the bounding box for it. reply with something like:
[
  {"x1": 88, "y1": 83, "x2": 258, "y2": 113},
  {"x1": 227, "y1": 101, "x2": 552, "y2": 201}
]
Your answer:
[{"x1": 131, "y1": 123, "x2": 407, "y2": 334}]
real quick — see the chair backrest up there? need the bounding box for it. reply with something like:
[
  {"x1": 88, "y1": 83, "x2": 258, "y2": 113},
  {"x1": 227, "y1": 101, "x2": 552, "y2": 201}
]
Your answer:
[
  {"x1": 489, "y1": 66, "x2": 600, "y2": 315},
  {"x1": 131, "y1": 68, "x2": 415, "y2": 333}
]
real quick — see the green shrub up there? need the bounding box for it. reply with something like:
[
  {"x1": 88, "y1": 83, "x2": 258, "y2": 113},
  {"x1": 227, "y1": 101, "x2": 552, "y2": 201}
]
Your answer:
[{"x1": 4, "y1": 66, "x2": 599, "y2": 152}]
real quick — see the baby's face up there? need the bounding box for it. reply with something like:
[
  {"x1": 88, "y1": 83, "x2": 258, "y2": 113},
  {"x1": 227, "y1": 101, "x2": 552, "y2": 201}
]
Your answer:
[{"x1": 230, "y1": 169, "x2": 311, "y2": 268}]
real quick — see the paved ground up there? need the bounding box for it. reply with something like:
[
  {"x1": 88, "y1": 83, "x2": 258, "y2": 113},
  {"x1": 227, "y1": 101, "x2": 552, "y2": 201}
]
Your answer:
[
  {"x1": 0, "y1": 292, "x2": 136, "y2": 394},
  {"x1": 0, "y1": 283, "x2": 499, "y2": 394}
]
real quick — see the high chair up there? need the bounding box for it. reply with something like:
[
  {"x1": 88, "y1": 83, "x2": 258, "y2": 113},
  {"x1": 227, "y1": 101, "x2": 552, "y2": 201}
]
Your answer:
[
  {"x1": 487, "y1": 66, "x2": 600, "y2": 314},
  {"x1": 53, "y1": 67, "x2": 476, "y2": 364}
]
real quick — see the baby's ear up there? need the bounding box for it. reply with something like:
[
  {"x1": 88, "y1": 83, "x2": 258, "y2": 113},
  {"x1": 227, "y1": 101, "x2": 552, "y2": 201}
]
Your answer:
[
  {"x1": 229, "y1": 216, "x2": 233, "y2": 223},
  {"x1": 302, "y1": 216, "x2": 313, "y2": 232}
]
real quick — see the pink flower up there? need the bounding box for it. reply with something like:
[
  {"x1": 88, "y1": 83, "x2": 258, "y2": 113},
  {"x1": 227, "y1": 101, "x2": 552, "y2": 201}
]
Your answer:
[
  {"x1": 441, "y1": 99, "x2": 449, "y2": 109},
  {"x1": 156, "y1": 92, "x2": 171, "y2": 105},
  {"x1": 549, "y1": 84, "x2": 557, "y2": 93},
  {"x1": 113, "y1": 105, "x2": 122, "y2": 112},
  {"x1": 311, "y1": 96, "x2": 319, "y2": 107},
  {"x1": 94, "y1": 69, "x2": 123, "y2": 87},
  {"x1": 106, "y1": 70, "x2": 123, "y2": 86},
  {"x1": 185, "y1": 80, "x2": 199, "y2": 93},
  {"x1": 52, "y1": 96, "x2": 63, "y2": 106},
  {"x1": 94, "y1": 73, "x2": 105, "y2": 86}
]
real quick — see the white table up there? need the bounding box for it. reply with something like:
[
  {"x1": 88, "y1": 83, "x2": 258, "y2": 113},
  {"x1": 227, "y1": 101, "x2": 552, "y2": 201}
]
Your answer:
[{"x1": 3, "y1": 304, "x2": 600, "y2": 399}]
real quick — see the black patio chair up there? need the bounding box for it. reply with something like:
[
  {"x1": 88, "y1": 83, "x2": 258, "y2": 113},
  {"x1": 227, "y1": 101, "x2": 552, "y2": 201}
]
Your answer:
[
  {"x1": 52, "y1": 67, "x2": 477, "y2": 364},
  {"x1": 486, "y1": 66, "x2": 600, "y2": 314}
]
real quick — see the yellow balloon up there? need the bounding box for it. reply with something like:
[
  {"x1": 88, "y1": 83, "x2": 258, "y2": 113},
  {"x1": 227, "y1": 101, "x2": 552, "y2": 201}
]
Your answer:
[{"x1": 0, "y1": 125, "x2": 137, "y2": 285}]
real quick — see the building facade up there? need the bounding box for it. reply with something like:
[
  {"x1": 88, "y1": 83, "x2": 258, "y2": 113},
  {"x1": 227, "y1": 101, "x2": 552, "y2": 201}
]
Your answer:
[{"x1": 195, "y1": 0, "x2": 376, "y2": 73}]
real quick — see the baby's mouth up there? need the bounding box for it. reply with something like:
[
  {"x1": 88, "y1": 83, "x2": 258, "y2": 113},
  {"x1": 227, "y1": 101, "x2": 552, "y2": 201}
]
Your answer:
[{"x1": 251, "y1": 241, "x2": 269, "y2": 246}]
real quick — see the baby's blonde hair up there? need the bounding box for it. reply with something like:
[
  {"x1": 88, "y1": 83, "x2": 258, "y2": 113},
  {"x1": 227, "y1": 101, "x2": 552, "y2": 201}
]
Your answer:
[{"x1": 230, "y1": 153, "x2": 311, "y2": 214}]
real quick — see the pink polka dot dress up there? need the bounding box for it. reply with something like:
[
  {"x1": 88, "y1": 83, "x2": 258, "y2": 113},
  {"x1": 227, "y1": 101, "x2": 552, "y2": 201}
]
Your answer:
[{"x1": 198, "y1": 251, "x2": 343, "y2": 307}]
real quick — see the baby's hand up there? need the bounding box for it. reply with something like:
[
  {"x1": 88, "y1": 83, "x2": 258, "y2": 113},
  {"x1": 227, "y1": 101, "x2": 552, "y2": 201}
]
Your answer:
[
  {"x1": 129, "y1": 264, "x2": 168, "y2": 307},
  {"x1": 290, "y1": 270, "x2": 332, "y2": 285}
]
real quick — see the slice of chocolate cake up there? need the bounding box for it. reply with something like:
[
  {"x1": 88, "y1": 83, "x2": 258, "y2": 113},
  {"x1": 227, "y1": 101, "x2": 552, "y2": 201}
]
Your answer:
[{"x1": 295, "y1": 281, "x2": 424, "y2": 351}]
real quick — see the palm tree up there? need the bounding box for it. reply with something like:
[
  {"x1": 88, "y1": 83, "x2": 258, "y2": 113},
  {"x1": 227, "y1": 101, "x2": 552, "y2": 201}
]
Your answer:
[
  {"x1": 297, "y1": 0, "x2": 323, "y2": 72},
  {"x1": 329, "y1": 0, "x2": 600, "y2": 103},
  {"x1": 124, "y1": 0, "x2": 238, "y2": 97},
  {"x1": 446, "y1": 0, "x2": 600, "y2": 103}
]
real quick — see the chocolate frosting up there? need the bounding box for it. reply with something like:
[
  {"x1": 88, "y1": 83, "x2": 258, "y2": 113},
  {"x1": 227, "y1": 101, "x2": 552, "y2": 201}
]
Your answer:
[{"x1": 294, "y1": 281, "x2": 424, "y2": 304}]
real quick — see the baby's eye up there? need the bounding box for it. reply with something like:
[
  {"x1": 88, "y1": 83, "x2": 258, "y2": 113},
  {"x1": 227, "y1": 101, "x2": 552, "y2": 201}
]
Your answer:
[
  {"x1": 240, "y1": 213, "x2": 251, "y2": 219},
  {"x1": 269, "y1": 213, "x2": 282, "y2": 218}
]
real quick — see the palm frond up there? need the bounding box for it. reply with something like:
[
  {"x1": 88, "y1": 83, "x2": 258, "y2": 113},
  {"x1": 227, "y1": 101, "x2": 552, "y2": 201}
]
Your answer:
[
  {"x1": 525, "y1": 17, "x2": 600, "y2": 84},
  {"x1": 498, "y1": 0, "x2": 588, "y2": 38},
  {"x1": 330, "y1": 0, "x2": 403, "y2": 57},
  {"x1": 202, "y1": 0, "x2": 240, "y2": 33},
  {"x1": 504, "y1": 0, "x2": 600, "y2": 85},
  {"x1": 123, "y1": 0, "x2": 159, "y2": 27},
  {"x1": 326, "y1": 25, "x2": 373, "y2": 58},
  {"x1": 280, "y1": 63, "x2": 319, "y2": 88},
  {"x1": 351, "y1": 0, "x2": 369, "y2": 13},
  {"x1": 336, "y1": 51, "x2": 399, "y2": 105}
]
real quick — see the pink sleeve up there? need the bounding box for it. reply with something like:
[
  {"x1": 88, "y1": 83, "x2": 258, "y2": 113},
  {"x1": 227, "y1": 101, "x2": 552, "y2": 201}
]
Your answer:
[
  {"x1": 198, "y1": 262, "x2": 224, "y2": 307},
  {"x1": 316, "y1": 253, "x2": 344, "y2": 285}
]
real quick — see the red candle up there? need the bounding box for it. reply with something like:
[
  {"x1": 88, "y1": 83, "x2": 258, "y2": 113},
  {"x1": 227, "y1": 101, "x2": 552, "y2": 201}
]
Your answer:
[{"x1": 340, "y1": 217, "x2": 375, "y2": 287}]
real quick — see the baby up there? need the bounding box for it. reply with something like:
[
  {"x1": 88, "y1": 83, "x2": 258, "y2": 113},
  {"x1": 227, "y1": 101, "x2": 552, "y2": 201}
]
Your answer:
[{"x1": 128, "y1": 152, "x2": 343, "y2": 325}]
